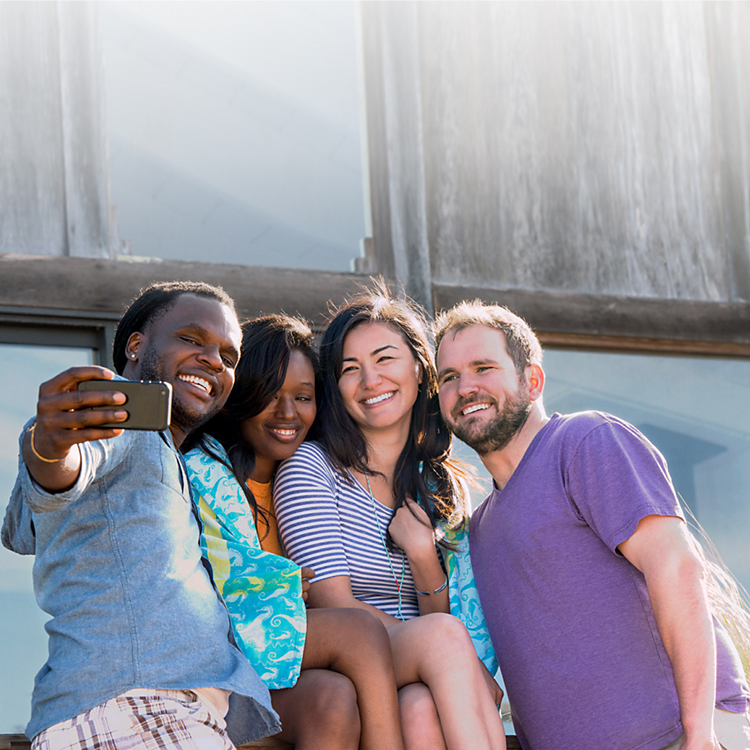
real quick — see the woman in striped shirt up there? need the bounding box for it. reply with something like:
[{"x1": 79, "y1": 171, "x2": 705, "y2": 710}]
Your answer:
[{"x1": 274, "y1": 284, "x2": 506, "y2": 750}]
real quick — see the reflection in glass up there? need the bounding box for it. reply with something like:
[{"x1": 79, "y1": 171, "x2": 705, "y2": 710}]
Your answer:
[
  {"x1": 0, "y1": 345, "x2": 93, "y2": 733},
  {"x1": 454, "y1": 349, "x2": 750, "y2": 600},
  {"x1": 102, "y1": 1, "x2": 366, "y2": 271},
  {"x1": 543, "y1": 349, "x2": 750, "y2": 600},
  {"x1": 451, "y1": 348, "x2": 750, "y2": 734}
]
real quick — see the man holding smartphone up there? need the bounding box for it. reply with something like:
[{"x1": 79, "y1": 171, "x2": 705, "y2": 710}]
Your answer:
[{"x1": 2, "y1": 282, "x2": 279, "y2": 750}]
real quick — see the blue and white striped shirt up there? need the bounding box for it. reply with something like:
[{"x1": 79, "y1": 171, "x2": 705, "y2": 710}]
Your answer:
[{"x1": 274, "y1": 442, "x2": 420, "y2": 619}]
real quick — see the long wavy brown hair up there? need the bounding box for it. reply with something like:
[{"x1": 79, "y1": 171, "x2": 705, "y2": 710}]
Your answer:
[{"x1": 316, "y1": 280, "x2": 470, "y2": 542}]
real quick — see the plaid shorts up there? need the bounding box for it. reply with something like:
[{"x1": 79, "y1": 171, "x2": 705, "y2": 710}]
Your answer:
[{"x1": 32, "y1": 690, "x2": 236, "y2": 750}]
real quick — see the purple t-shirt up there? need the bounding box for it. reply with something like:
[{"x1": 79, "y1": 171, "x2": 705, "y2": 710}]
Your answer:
[{"x1": 470, "y1": 411, "x2": 749, "y2": 750}]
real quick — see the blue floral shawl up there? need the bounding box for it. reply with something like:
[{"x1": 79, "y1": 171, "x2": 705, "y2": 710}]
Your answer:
[
  {"x1": 185, "y1": 438, "x2": 306, "y2": 690},
  {"x1": 440, "y1": 523, "x2": 499, "y2": 674}
]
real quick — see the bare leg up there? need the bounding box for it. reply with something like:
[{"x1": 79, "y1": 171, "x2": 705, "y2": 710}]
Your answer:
[
  {"x1": 399, "y1": 682, "x2": 447, "y2": 750},
  {"x1": 271, "y1": 669, "x2": 360, "y2": 750},
  {"x1": 301, "y1": 607, "x2": 406, "y2": 750},
  {"x1": 389, "y1": 613, "x2": 506, "y2": 750}
]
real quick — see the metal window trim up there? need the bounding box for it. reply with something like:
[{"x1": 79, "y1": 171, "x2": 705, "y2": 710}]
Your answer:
[{"x1": 0, "y1": 307, "x2": 116, "y2": 367}]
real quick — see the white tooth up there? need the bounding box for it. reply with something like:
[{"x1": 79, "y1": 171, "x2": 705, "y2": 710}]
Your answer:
[
  {"x1": 364, "y1": 391, "x2": 394, "y2": 405},
  {"x1": 180, "y1": 375, "x2": 211, "y2": 394},
  {"x1": 463, "y1": 404, "x2": 489, "y2": 415}
]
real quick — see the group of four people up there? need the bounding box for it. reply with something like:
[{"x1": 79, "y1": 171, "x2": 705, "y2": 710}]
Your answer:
[{"x1": 3, "y1": 279, "x2": 749, "y2": 750}]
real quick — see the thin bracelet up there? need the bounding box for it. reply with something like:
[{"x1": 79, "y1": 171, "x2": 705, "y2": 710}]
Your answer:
[
  {"x1": 414, "y1": 575, "x2": 448, "y2": 597},
  {"x1": 29, "y1": 424, "x2": 60, "y2": 463}
]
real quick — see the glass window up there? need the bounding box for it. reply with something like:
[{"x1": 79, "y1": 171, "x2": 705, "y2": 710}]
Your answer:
[
  {"x1": 452, "y1": 347, "x2": 750, "y2": 733},
  {"x1": 102, "y1": 1, "x2": 367, "y2": 271},
  {"x1": 0, "y1": 344, "x2": 94, "y2": 733},
  {"x1": 454, "y1": 349, "x2": 750, "y2": 598}
]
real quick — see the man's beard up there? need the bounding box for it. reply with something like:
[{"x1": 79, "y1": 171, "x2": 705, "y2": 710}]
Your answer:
[
  {"x1": 449, "y1": 383, "x2": 532, "y2": 455},
  {"x1": 138, "y1": 345, "x2": 218, "y2": 435}
]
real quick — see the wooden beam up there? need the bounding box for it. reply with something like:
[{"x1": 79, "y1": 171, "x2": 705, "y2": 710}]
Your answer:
[
  {"x1": 0, "y1": 737, "x2": 294, "y2": 750},
  {"x1": 359, "y1": 2, "x2": 396, "y2": 280},
  {"x1": 0, "y1": 254, "x2": 369, "y2": 327},
  {"x1": 359, "y1": 2, "x2": 434, "y2": 311},
  {"x1": 536, "y1": 331, "x2": 750, "y2": 357},
  {"x1": 0, "y1": 4, "x2": 116, "y2": 259},
  {"x1": 7, "y1": 256, "x2": 749, "y2": 354},
  {"x1": 57, "y1": 3, "x2": 114, "y2": 258},
  {"x1": 433, "y1": 283, "x2": 750, "y2": 353},
  {"x1": 0, "y1": 3, "x2": 67, "y2": 257},
  {"x1": 0, "y1": 735, "x2": 522, "y2": 750}
]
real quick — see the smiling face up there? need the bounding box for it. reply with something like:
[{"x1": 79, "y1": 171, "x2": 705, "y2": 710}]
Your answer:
[
  {"x1": 125, "y1": 293, "x2": 242, "y2": 447},
  {"x1": 337, "y1": 321, "x2": 422, "y2": 441},
  {"x1": 239, "y1": 349, "x2": 317, "y2": 483},
  {"x1": 437, "y1": 324, "x2": 531, "y2": 455}
]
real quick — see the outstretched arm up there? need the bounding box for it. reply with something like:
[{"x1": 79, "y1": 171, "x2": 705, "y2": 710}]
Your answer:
[
  {"x1": 23, "y1": 366, "x2": 127, "y2": 492},
  {"x1": 618, "y1": 515, "x2": 719, "y2": 750}
]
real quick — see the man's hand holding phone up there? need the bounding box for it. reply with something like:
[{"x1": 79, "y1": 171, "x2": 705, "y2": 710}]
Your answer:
[
  {"x1": 77, "y1": 380, "x2": 172, "y2": 431},
  {"x1": 23, "y1": 367, "x2": 129, "y2": 493}
]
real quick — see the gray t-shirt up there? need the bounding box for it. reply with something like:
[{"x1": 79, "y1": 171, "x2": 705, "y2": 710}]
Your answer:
[{"x1": 470, "y1": 411, "x2": 749, "y2": 750}]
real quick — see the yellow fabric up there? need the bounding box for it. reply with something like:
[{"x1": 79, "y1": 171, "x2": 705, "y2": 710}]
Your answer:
[
  {"x1": 247, "y1": 478, "x2": 284, "y2": 557},
  {"x1": 197, "y1": 496, "x2": 230, "y2": 596}
]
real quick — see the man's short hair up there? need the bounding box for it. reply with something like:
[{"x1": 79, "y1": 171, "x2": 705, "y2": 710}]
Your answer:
[
  {"x1": 112, "y1": 281, "x2": 236, "y2": 374},
  {"x1": 434, "y1": 300, "x2": 543, "y2": 376}
]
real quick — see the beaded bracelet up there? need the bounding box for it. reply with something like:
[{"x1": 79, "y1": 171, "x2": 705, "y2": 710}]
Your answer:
[
  {"x1": 414, "y1": 575, "x2": 448, "y2": 597},
  {"x1": 29, "y1": 424, "x2": 60, "y2": 463}
]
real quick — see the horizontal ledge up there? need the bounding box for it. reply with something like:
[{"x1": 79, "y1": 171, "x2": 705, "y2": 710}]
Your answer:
[
  {"x1": 433, "y1": 283, "x2": 750, "y2": 353},
  {"x1": 0, "y1": 254, "x2": 369, "y2": 326},
  {"x1": 4, "y1": 258, "x2": 749, "y2": 354},
  {"x1": 0, "y1": 734, "x2": 521, "y2": 750},
  {"x1": 536, "y1": 331, "x2": 750, "y2": 357}
]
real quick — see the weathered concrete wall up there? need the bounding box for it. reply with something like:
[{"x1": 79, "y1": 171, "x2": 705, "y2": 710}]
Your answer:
[
  {"x1": 362, "y1": 1, "x2": 750, "y2": 306},
  {"x1": 0, "y1": 1, "x2": 118, "y2": 258}
]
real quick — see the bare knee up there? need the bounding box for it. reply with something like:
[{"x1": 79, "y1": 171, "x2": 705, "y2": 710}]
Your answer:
[
  {"x1": 308, "y1": 671, "x2": 360, "y2": 736},
  {"x1": 400, "y1": 682, "x2": 439, "y2": 726},
  {"x1": 417, "y1": 613, "x2": 476, "y2": 653},
  {"x1": 340, "y1": 608, "x2": 389, "y2": 636},
  {"x1": 333, "y1": 607, "x2": 392, "y2": 654},
  {"x1": 399, "y1": 683, "x2": 445, "y2": 750},
  {"x1": 275, "y1": 670, "x2": 360, "y2": 748},
  {"x1": 305, "y1": 607, "x2": 393, "y2": 674}
]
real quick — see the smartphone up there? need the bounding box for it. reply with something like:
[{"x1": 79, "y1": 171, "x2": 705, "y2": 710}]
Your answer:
[{"x1": 78, "y1": 380, "x2": 173, "y2": 431}]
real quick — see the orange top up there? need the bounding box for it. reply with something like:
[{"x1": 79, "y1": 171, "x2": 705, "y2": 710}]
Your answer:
[{"x1": 247, "y1": 478, "x2": 284, "y2": 556}]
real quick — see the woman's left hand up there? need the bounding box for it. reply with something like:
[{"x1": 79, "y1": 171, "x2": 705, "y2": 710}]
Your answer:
[
  {"x1": 479, "y1": 659, "x2": 504, "y2": 707},
  {"x1": 389, "y1": 496, "x2": 435, "y2": 558}
]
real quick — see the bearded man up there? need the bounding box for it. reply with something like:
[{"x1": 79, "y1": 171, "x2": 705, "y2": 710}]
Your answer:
[{"x1": 434, "y1": 300, "x2": 750, "y2": 750}]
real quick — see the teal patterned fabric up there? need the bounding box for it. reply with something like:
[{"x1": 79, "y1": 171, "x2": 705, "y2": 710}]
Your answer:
[
  {"x1": 440, "y1": 521, "x2": 499, "y2": 674},
  {"x1": 184, "y1": 438, "x2": 307, "y2": 690}
]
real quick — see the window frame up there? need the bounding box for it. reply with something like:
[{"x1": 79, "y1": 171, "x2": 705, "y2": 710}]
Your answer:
[
  {"x1": 432, "y1": 282, "x2": 750, "y2": 359},
  {"x1": 0, "y1": 307, "x2": 116, "y2": 368}
]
